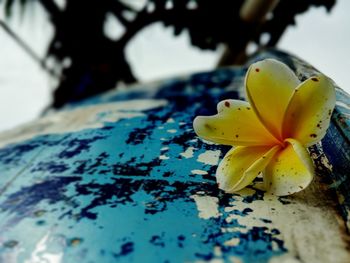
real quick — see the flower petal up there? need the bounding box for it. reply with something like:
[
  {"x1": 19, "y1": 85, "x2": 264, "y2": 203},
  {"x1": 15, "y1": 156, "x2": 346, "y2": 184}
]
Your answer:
[
  {"x1": 217, "y1": 145, "x2": 280, "y2": 193},
  {"x1": 245, "y1": 59, "x2": 300, "y2": 139},
  {"x1": 283, "y1": 74, "x2": 336, "y2": 147},
  {"x1": 265, "y1": 139, "x2": 314, "y2": 196},
  {"x1": 193, "y1": 100, "x2": 280, "y2": 146}
]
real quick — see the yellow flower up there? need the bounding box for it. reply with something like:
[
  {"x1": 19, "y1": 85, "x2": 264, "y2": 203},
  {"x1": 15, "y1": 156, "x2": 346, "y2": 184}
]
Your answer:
[{"x1": 193, "y1": 59, "x2": 336, "y2": 196}]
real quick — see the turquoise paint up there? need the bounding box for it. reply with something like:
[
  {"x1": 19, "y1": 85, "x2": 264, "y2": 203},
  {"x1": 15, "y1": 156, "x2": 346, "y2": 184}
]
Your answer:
[{"x1": 6, "y1": 56, "x2": 341, "y2": 262}]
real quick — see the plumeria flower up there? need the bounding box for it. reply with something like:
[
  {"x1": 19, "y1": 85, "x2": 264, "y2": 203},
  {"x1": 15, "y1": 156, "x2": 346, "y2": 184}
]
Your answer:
[{"x1": 193, "y1": 59, "x2": 336, "y2": 196}]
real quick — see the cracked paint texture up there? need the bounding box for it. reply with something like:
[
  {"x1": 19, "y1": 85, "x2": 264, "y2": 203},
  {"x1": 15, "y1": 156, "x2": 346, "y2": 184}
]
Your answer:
[{"x1": 0, "y1": 50, "x2": 350, "y2": 263}]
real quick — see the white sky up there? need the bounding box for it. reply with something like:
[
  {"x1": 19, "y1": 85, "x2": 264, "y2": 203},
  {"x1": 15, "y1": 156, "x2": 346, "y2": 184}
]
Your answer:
[{"x1": 0, "y1": 0, "x2": 349, "y2": 132}]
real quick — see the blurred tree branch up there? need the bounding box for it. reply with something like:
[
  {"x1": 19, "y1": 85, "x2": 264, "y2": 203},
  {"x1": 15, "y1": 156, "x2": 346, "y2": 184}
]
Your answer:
[{"x1": 1, "y1": 0, "x2": 336, "y2": 108}]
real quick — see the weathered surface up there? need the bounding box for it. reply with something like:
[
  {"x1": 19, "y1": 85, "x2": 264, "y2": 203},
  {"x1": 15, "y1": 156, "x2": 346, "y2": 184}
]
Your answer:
[{"x1": 0, "y1": 50, "x2": 349, "y2": 263}]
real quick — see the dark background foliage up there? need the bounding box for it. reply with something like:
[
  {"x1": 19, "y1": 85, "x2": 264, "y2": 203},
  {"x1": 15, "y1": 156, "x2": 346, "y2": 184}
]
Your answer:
[{"x1": 1, "y1": 0, "x2": 336, "y2": 108}]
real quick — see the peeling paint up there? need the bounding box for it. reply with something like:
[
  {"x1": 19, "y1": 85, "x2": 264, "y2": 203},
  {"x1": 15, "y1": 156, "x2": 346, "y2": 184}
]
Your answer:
[
  {"x1": 181, "y1": 147, "x2": 196, "y2": 159},
  {"x1": 191, "y1": 169, "x2": 208, "y2": 175},
  {"x1": 336, "y1": 101, "x2": 350, "y2": 110},
  {"x1": 224, "y1": 238, "x2": 240, "y2": 247},
  {"x1": 220, "y1": 186, "x2": 350, "y2": 263},
  {"x1": 0, "y1": 52, "x2": 349, "y2": 263},
  {"x1": 191, "y1": 195, "x2": 220, "y2": 219},
  {"x1": 25, "y1": 231, "x2": 64, "y2": 263},
  {"x1": 159, "y1": 155, "x2": 170, "y2": 160},
  {"x1": 197, "y1": 150, "x2": 221, "y2": 166},
  {"x1": 0, "y1": 99, "x2": 167, "y2": 148},
  {"x1": 166, "y1": 118, "x2": 175, "y2": 123}
]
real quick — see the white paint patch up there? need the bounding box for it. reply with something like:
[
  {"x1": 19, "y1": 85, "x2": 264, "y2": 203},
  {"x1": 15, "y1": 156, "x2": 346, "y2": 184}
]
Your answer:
[
  {"x1": 159, "y1": 155, "x2": 169, "y2": 160},
  {"x1": 167, "y1": 129, "x2": 177, "y2": 133},
  {"x1": 220, "y1": 183, "x2": 350, "y2": 263},
  {"x1": 166, "y1": 118, "x2": 175, "y2": 123},
  {"x1": 197, "y1": 150, "x2": 221, "y2": 166},
  {"x1": 268, "y1": 255, "x2": 303, "y2": 263},
  {"x1": 224, "y1": 238, "x2": 240, "y2": 247},
  {"x1": 161, "y1": 146, "x2": 169, "y2": 151},
  {"x1": 25, "y1": 231, "x2": 64, "y2": 263},
  {"x1": 191, "y1": 169, "x2": 208, "y2": 175},
  {"x1": 214, "y1": 246, "x2": 222, "y2": 257},
  {"x1": 191, "y1": 194, "x2": 220, "y2": 219},
  {"x1": 0, "y1": 99, "x2": 167, "y2": 148},
  {"x1": 201, "y1": 139, "x2": 216, "y2": 145},
  {"x1": 315, "y1": 142, "x2": 333, "y2": 173},
  {"x1": 228, "y1": 256, "x2": 243, "y2": 263},
  {"x1": 336, "y1": 100, "x2": 350, "y2": 110},
  {"x1": 321, "y1": 155, "x2": 333, "y2": 171},
  {"x1": 180, "y1": 146, "x2": 195, "y2": 159}
]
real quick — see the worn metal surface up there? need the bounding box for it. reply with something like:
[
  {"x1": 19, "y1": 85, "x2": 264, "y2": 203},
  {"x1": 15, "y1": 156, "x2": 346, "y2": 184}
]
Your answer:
[{"x1": 0, "y1": 50, "x2": 350, "y2": 263}]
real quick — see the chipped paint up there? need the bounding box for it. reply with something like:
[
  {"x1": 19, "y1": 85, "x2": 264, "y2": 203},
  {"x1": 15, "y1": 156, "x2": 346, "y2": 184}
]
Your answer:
[
  {"x1": 191, "y1": 195, "x2": 220, "y2": 219},
  {"x1": 166, "y1": 118, "x2": 175, "y2": 123},
  {"x1": 224, "y1": 238, "x2": 240, "y2": 247},
  {"x1": 0, "y1": 51, "x2": 349, "y2": 263},
  {"x1": 0, "y1": 99, "x2": 167, "y2": 148},
  {"x1": 220, "y1": 186, "x2": 350, "y2": 263},
  {"x1": 180, "y1": 147, "x2": 196, "y2": 159},
  {"x1": 336, "y1": 100, "x2": 350, "y2": 110},
  {"x1": 317, "y1": 142, "x2": 333, "y2": 172},
  {"x1": 191, "y1": 169, "x2": 208, "y2": 175},
  {"x1": 25, "y1": 231, "x2": 64, "y2": 263},
  {"x1": 159, "y1": 155, "x2": 170, "y2": 160},
  {"x1": 197, "y1": 150, "x2": 221, "y2": 166}
]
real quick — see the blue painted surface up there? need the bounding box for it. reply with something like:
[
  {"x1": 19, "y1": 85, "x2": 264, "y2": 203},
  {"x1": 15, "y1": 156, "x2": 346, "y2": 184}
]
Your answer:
[{"x1": 0, "y1": 50, "x2": 349, "y2": 262}]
